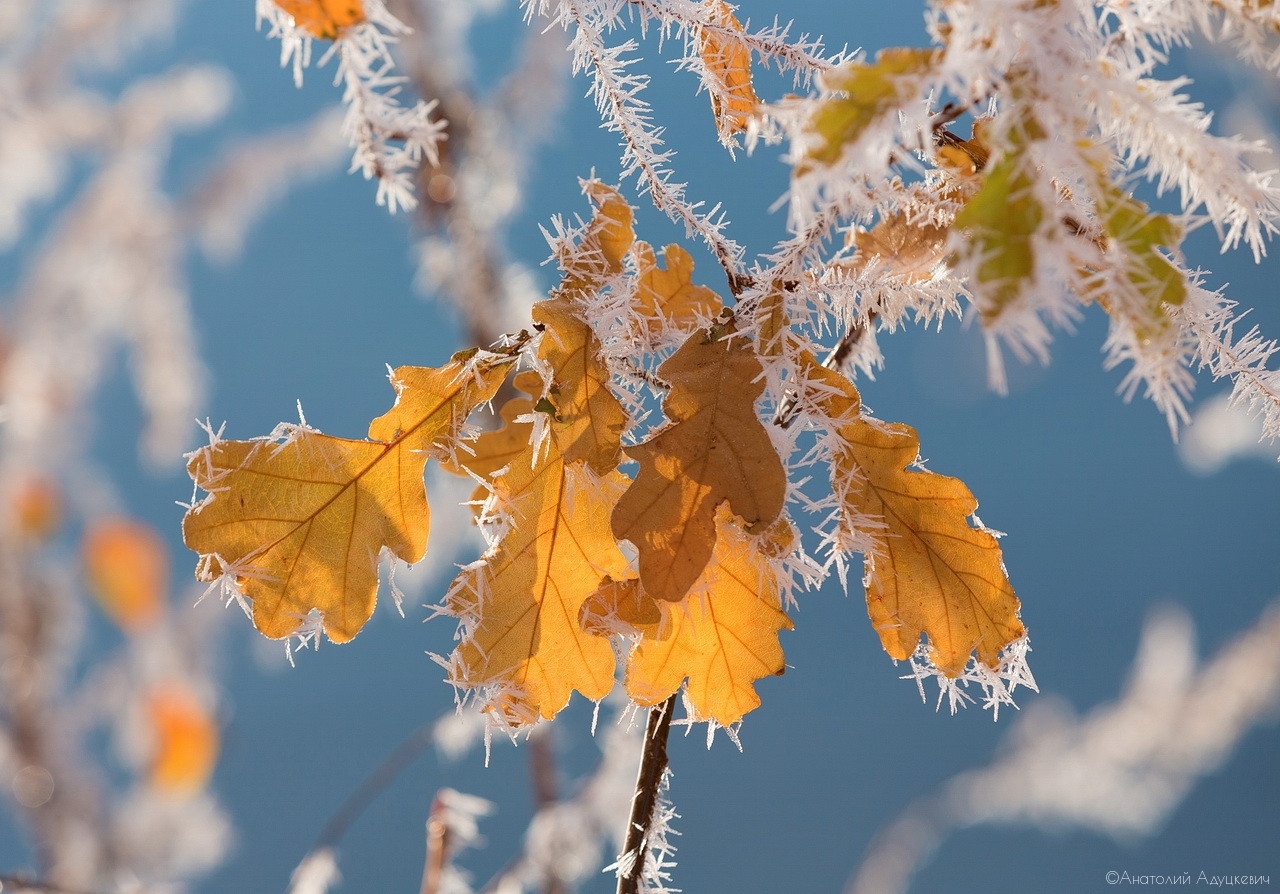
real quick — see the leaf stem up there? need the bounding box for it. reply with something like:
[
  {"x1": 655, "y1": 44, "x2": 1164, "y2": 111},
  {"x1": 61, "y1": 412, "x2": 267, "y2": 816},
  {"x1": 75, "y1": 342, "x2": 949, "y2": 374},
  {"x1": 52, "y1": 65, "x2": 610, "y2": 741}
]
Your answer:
[{"x1": 615, "y1": 694, "x2": 677, "y2": 894}]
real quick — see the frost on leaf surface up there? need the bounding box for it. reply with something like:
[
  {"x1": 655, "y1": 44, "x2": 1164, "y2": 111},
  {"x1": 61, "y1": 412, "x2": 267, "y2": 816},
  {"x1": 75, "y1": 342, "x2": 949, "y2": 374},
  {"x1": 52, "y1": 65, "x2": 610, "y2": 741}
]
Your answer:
[
  {"x1": 183, "y1": 354, "x2": 512, "y2": 643},
  {"x1": 698, "y1": 0, "x2": 760, "y2": 141},
  {"x1": 799, "y1": 47, "x2": 939, "y2": 170},
  {"x1": 612, "y1": 323, "x2": 787, "y2": 605},
  {"x1": 806, "y1": 359, "x2": 1023, "y2": 676},
  {"x1": 442, "y1": 223, "x2": 635, "y2": 725}
]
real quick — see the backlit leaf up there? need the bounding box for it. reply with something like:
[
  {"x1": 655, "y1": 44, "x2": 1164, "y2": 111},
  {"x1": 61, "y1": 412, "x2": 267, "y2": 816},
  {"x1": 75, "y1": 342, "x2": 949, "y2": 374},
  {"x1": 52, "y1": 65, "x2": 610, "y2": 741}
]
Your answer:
[
  {"x1": 699, "y1": 0, "x2": 760, "y2": 138},
  {"x1": 183, "y1": 354, "x2": 512, "y2": 643},
  {"x1": 613, "y1": 324, "x2": 786, "y2": 603},
  {"x1": 589, "y1": 507, "x2": 794, "y2": 726},
  {"x1": 271, "y1": 0, "x2": 365, "y2": 40},
  {"x1": 807, "y1": 359, "x2": 1023, "y2": 675},
  {"x1": 952, "y1": 113, "x2": 1047, "y2": 321},
  {"x1": 633, "y1": 242, "x2": 723, "y2": 338},
  {"x1": 444, "y1": 298, "x2": 632, "y2": 724},
  {"x1": 532, "y1": 295, "x2": 629, "y2": 471},
  {"x1": 559, "y1": 182, "x2": 635, "y2": 295},
  {"x1": 1091, "y1": 173, "x2": 1187, "y2": 339}
]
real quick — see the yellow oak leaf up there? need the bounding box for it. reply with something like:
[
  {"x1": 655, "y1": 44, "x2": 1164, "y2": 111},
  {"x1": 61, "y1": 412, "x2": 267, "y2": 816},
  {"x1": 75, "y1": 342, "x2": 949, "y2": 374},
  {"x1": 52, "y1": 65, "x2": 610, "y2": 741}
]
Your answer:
[
  {"x1": 633, "y1": 242, "x2": 723, "y2": 337},
  {"x1": 590, "y1": 507, "x2": 794, "y2": 726},
  {"x1": 444, "y1": 300, "x2": 634, "y2": 724},
  {"x1": 699, "y1": 0, "x2": 760, "y2": 138},
  {"x1": 272, "y1": 0, "x2": 365, "y2": 40},
  {"x1": 183, "y1": 354, "x2": 512, "y2": 643},
  {"x1": 801, "y1": 47, "x2": 940, "y2": 170},
  {"x1": 613, "y1": 324, "x2": 786, "y2": 603},
  {"x1": 806, "y1": 359, "x2": 1023, "y2": 675},
  {"x1": 442, "y1": 370, "x2": 540, "y2": 512},
  {"x1": 446, "y1": 435, "x2": 631, "y2": 725},
  {"x1": 559, "y1": 182, "x2": 635, "y2": 294},
  {"x1": 532, "y1": 295, "x2": 629, "y2": 471}
]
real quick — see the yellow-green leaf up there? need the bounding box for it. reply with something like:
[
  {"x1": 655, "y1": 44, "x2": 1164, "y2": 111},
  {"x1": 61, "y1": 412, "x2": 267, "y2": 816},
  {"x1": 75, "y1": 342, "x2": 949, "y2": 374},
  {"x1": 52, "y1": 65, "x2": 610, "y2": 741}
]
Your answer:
[{"x1": 802, "y1": 47, "x2": 940, "y2": 168}]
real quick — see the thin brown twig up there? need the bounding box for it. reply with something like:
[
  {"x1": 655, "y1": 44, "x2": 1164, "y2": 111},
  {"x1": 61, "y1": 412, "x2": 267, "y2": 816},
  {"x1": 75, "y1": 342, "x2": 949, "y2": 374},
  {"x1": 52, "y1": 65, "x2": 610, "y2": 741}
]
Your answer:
[
  {"x1": 614, "y1": 694, "x2": 677, "y2": 894},
  {"x1": 773, "y1": 315, "x2": 876, "y2": 429}
]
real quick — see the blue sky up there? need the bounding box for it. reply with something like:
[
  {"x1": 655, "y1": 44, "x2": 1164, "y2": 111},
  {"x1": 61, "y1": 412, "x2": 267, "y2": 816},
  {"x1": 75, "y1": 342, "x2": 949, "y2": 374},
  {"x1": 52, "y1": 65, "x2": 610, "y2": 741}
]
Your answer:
[{"x1": 5, "y1": 1, "x2": 1277, "y2": 892}]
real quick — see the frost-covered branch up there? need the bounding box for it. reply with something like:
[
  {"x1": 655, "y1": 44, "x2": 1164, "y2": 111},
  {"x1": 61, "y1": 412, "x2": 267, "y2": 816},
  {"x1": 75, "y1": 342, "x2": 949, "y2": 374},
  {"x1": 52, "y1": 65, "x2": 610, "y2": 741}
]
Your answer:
[{"x1": 846, "y1": 602, "x2": 1280, "y2": 894}]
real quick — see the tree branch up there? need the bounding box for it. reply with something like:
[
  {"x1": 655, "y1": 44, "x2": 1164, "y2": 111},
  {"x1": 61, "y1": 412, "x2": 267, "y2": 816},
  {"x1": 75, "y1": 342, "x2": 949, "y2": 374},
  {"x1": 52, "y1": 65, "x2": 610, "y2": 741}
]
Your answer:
[{"x1": 614, "y1": 694, "x2": 677, "y2": 894}]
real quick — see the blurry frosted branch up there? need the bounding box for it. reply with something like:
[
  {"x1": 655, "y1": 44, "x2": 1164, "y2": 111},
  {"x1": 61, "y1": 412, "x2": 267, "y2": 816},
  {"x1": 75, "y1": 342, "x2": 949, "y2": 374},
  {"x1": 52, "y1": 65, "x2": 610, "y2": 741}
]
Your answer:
[
  {"x1": 3, "y1": 65, "x2": 230, "y2": 468},
  {"x1": 846, "y1": 603, "x2": 1280, "y2": 894},
  {"x1": 387, "y1": 0, "x2": 568, "y2": 348},
  {"x1": 477, "y1": 702, "x2": 643, "y2": 894},
  {"x1": 188, "y1": 107, "x2": 349, "y2": 263},
  {"x1": 257, "y1": 0, "x2": 446, "y2": 213}
]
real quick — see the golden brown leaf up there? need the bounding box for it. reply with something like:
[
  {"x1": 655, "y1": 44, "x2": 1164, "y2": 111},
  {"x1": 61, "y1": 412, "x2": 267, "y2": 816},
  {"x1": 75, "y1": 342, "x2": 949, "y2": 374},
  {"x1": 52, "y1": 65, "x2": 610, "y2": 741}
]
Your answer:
[
  {"x1": 755, "y1": 286, "x2": 788, "y2": 356},
  {"x1": 613, "y1": 325, "x2": 786, "y2": 603},
  {"x1": 593, "y1": 507, "x2": 794, "y2": 726},
  {"x1": 444, "y1": 300, "x2": 634, "y2": 724},
  {"x1": 447, "y1": 436, "x2": 631, "y2": 724},
  {"x1": 84, "y1": 517, "x2": 168, "y2": 633},
  {"x1": 272, "y1": 0, "x2": 365, "y2": 40},
  {"x1": 846, "y1": 213, "x2": 951, "y2": 283},
  {"x1": 699, "y1": 0, "x2": 760, "y2": 137},
  {"x1": 559, "y1": 182, "x2": 635, "y2": 294},
  {"x1": 183, "y1": 355, "x2": 512, "y2": 643},
  {"x1": 633, "y1": 242, "x2": 723, "y2": 337},
  {"x1": 532, "y1": 295, "x2": 629, "y2": 471},
  {"x1": 806, "y1": 359, "x2": 1022, "y2": 674}
]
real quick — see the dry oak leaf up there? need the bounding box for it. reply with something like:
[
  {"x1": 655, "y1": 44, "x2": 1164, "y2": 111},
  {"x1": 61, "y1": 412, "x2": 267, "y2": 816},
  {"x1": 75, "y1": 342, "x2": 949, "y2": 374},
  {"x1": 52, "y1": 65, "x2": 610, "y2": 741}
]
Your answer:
[
  {"x1": 613, "y1": 324, "x2": 786, "y2": 604},
  {"x1": 587, "y1": 507, "x2": 794, "y2": 726},
  {"x1": 272, "y1": 0, "x2": 365, "y2": 40},
  {"x1": 807, "y1": 359, "x2": 1022, "y2": 675},
  {"x1": 699, "y1": 0, "x2": 760, "y2": 138},
  {"x1": 532, "y1": 295, "x2": 629, "y2": 472},
  {"x1": 442, "y1": 370, "x2": 540, "y2": 512},
  {"x1": 183, "y1": 354, "x2": 511, "y2": 643},
  {"x1": 444, "y1": 299, "x2": 633, "y2": 724},
  {"x1": 559, "y1": 181, "x2": 635, "y2": 294},
  {"x1": 633, "y1": 242, "x2": 722, "y2": 339},
  {"x1": 445, "y1": 408, "x2": 632, "y2": 725}
]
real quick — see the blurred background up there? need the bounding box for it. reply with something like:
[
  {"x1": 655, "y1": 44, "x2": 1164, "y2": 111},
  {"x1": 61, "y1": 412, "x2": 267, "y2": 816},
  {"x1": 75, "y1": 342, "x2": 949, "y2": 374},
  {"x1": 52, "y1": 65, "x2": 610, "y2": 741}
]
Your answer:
[{"x1": 1, "y1": 1, "x2": 1277, "y2": 893}]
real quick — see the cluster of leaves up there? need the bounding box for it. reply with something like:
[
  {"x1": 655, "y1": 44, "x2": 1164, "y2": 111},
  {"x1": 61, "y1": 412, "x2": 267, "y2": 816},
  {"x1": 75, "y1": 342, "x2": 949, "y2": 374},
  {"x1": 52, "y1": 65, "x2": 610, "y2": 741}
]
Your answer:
[
  {"x1": 192, "y1": 0, "x2": 1280, "y2": 741},
  {"x1": 183, "y1": 180, "x2": 1027, "y2": 729}
]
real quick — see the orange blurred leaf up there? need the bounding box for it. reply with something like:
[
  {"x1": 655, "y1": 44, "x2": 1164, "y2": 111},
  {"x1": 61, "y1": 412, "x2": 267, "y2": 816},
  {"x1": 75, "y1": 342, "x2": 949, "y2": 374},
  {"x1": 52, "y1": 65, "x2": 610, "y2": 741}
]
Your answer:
[
  {"x1": 147, "y1": 685, "x2": 219, "y2": 796},
  {"x1": 613, "y1": 324, "x2": 786, "y2": 603},
  {"x1": 807, "y1": 359, "x2": 1023, "y2": 674},
  {"x1": 84, "y1": 517, "x2": 168, "y2": 633},
  {"x1": 183, "y1": 354, "x2": 512, "y2": 643},
  {"x1": 272, "y1": 0, "x2": 365, "y2": 40},
  {"x1": 699, "y1": 0, "x2": 760, "y2": 138},
  {"x1": 12, "y1": 475, "x2": 61, "y2": 542}
]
